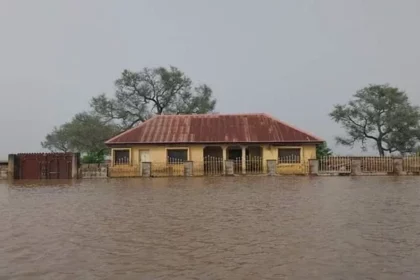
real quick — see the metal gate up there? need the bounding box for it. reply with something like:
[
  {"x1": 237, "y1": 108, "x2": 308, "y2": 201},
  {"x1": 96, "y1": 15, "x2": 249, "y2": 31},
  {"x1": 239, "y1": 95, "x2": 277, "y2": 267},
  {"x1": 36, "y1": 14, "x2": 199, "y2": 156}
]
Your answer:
[{"x1": 14, "y1": 153, "x2": 74, "y2": 179}]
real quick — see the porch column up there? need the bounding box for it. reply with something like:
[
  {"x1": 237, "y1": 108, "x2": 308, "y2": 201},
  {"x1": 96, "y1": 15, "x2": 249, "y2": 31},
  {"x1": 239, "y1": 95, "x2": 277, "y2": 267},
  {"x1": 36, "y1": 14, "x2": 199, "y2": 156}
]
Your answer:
[
  {"x1": 222, "y1": 146, "x2": 227, "y2": 174},
  {"x1": 241, "y1": 146, "x2": 246, "y2": 174}
]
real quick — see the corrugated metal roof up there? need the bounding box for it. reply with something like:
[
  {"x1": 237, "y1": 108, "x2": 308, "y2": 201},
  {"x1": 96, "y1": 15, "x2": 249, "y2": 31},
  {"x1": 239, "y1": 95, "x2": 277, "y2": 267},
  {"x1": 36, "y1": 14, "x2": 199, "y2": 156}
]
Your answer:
[{"x1": 105, "y1": 113, "x2": 323, "y2": 145}]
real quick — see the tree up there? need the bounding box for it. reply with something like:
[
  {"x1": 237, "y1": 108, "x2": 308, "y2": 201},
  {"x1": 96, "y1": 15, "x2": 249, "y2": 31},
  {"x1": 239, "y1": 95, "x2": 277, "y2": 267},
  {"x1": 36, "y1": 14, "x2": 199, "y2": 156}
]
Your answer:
[
  {"x1": 64, "y1": 112, "x2": 119, "y2": 155},
  {"x1": 330, "y1": 84, "x2": 420, "y2": 156},
  {"x1": 42, "y1": 112, "x2": 119, "y2": 161},
  {"x1": 41, "y1": 125, "x2": 72, "y2": 152},
  {"x1": 42, "y1": 65, "x2": 217, "y2": 161},
  {"x1": 81, "y1": 152, "x2": 106, "y2": 164},
  {"x1": 91, "y1": 66, "x2": 217, "y2": 129},
  {"x1": 316, "y1": 142, "x2": 333, "y2": 158}
]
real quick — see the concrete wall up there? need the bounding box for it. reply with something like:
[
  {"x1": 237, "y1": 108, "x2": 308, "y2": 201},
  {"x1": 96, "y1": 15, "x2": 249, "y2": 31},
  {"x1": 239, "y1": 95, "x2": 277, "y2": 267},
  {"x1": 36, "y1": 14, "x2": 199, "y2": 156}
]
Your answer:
[
  {"x1": 0, "y1": 163, "x2": 7, "y2": 180},
  {"x1": 263, "y1": 144, "x2": 316, "y2": 174},
  {"x1": 80, "y1": 164, "x2": 108, "y2": 179}
]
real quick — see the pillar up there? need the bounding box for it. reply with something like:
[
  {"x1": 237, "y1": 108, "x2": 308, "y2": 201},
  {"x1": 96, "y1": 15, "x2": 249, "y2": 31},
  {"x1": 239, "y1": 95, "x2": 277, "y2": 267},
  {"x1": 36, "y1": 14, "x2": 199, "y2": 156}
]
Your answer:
[
  {"x1": 184, "y1": 161, "x2": 193, "y2": 176},
  {"x1": 351, "y1": 159, "x2": 362, "y2": 176},
  {"x1": 309, "y1": 159, "x2": 319, "y2": 175},
  {"x1": 241, "y1": 146, "x2": 246, "y2": 174},
  {"x1": 142, "y1": 162, "x2": 151, "y2": 177},
  {"x1": 267, "y1": 160, "x2": 277, "y2": 176},
  {"x1": 393, "y1": 158, "x2": 404, "y2": 176},
  {"x1": 7, "y1": 154, "x2": 15, "y2": 180},
  {"x1": 71, "y1": 153, "x2": 80, "y2": 179},
  {"x1": 222, "y1": 146, "x2": 227, "y2": 174},
  {"x1": 225, "y1": 160, "x2": 234, "y2": 176}
]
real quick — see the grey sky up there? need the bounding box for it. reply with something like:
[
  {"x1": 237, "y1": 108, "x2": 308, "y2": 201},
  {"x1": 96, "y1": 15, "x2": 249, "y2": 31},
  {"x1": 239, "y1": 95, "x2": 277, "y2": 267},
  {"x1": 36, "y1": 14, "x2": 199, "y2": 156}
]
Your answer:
[{"x1": 1, "y1": 0, "x2": 420, "y2": 159}]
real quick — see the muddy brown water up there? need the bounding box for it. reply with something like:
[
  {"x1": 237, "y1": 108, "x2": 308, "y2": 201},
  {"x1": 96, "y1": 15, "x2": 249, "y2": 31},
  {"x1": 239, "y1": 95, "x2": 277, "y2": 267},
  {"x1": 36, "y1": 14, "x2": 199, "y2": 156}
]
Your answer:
[{"x1": 1, "y1": 177, "x2": 420, "y2": 280}]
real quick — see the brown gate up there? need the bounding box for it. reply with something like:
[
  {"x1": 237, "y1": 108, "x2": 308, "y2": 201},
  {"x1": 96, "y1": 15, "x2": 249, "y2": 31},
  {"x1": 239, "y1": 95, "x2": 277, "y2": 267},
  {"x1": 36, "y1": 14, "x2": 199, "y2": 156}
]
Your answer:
[{"x1": 14, "y1": 153, "x2": 74, "y2": 180}]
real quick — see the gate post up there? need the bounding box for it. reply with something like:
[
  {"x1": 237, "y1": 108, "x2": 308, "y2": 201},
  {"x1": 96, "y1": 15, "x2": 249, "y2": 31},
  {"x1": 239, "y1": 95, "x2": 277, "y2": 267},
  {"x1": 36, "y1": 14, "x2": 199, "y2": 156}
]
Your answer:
[
  {"x1": 309, "y1": 159, "x2": 319, "y2": 175},
  {"x1": 184, "y1": 161, "x2": 193, "y2": 176},
  {"x1": 267, "y1": 160, "x2": 277, "y2": 176},
  {"x1": 393, "y1": 157, "x2": 404, "y2": 176},
  {"x1": 351, "y1": 159, "x2": 362, "y2": 176},
  {"x1": 7, "y1": 154, "x2": 16, "y2": 180},
  {"x1": 72, "y1": 153, "x2": 80, "y2": 179}
]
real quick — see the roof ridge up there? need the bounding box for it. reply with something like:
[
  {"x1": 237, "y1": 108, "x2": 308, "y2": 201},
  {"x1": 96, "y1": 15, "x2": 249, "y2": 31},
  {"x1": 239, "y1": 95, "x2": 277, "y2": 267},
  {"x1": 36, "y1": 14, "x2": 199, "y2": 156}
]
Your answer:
[
  {"x1": 262, "y1": 113, "x2": 324, "y2": 142},
  {"x1": 157, "y1": 112, "x2": 265, "y2": 117}
]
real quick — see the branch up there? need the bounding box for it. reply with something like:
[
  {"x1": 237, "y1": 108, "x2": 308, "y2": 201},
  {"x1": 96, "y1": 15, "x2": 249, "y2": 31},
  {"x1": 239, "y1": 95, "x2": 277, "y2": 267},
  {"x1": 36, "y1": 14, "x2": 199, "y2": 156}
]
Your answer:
[{"x1": 347, "y1": 115, "x2": 378, "y2": 141}]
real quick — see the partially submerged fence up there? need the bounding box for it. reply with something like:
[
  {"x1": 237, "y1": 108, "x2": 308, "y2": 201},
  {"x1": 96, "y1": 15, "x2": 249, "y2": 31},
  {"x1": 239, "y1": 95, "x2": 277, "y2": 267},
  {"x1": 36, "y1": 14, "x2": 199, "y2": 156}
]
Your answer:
[
  {"x1": 5, "y1": 154, "x2": 416, "y2": 179},
  {"x1": 106, "y1": 155, "x2": 420, "y2": 178},
  {"x1": 277, "y1": 155, "x2": 309, "y2": 175},
  {"x1": 318, "y1": 156, "x2": 420, "y2": 175},
  {"x1": 319, "y1": 156, "x2": 351, "y2": 173},
  {"x1": 106, "y1": 154, "x2": 314, "y2": 178},
  {"x1": 193, "y1": 156, "x2": 224, "y2": 176},
  {"x1": 403, "y1": 156, "x2": 420, "y2": 174}
]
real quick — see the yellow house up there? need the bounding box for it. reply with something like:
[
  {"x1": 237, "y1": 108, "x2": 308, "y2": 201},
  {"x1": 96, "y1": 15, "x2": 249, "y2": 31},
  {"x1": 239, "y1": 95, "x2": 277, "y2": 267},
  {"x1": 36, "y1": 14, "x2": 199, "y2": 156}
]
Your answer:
[{"x1": 105, "y1": 113, "x2": 323, "y2": 176}]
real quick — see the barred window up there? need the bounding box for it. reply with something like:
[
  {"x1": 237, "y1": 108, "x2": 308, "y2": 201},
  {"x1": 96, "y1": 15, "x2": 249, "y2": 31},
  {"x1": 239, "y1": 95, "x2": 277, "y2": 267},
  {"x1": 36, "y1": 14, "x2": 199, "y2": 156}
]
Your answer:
[
  {"x1": 167, "y1": 149, "x2": 188, "y2": 163},
  {"x1": 278, "y1": 148, "x2": 301, "y2": 163},
  {"x1": 114, "y1": 150, "x2": 130, "y2": 165}
]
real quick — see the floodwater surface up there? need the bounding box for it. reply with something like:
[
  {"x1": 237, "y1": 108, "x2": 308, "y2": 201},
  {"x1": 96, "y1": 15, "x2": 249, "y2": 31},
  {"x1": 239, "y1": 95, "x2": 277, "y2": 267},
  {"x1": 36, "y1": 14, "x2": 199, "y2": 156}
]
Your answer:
[{"x1": 1, "y1": 176, "x2": 420, "y2": 280}]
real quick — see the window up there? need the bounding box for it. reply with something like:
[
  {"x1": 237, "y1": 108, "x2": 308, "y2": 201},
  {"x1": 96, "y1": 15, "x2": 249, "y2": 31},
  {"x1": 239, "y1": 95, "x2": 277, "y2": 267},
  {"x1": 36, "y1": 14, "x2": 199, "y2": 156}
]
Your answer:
[
  {"x1": 167, "y1": 149, "x2": 188, "y2": 163},
  {"x1": 114, "y1": 149, "x2": 130, "y2": 165},
  {"x1": 278, "y1": 148, "x2": 301, "y2": 163}
]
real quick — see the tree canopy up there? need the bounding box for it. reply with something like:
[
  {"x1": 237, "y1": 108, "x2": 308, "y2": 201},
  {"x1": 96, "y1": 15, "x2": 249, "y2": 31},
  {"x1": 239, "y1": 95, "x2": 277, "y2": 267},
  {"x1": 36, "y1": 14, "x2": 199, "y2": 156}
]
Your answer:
[
  {"x1": 41, "y1": 113, "x2": 119, "y2": 156},
  {"x1": 316, "y1": 142, "x2": 333, "y2": 158},
  {"x1": 91, "y1": 66, "x2": 217, "y2": 130},
  {"x1": 41, "y1": 125, "x2": 72, "y2": 153},
  {"x1": 42, "y1": 66, "x2": 217, "y2": 161},
  {"x1": 330, "y1": 84, "x2": 420, "y2": 156}
]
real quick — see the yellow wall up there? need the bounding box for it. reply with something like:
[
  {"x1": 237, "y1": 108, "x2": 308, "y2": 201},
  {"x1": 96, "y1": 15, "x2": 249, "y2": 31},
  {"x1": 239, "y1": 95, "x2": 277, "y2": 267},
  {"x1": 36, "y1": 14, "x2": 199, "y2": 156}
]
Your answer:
[
  {"x1": 110, "y1": 144, "x2": 317, "y2": 175},
  {"x1": 260, "y1": 144, "x2": 316, "y2": 174}
]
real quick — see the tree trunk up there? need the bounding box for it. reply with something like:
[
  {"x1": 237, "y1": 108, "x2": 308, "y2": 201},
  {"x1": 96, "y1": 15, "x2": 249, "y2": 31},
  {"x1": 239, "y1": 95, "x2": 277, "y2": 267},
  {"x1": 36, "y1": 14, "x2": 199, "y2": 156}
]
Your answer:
[{"x1": 377, "y1": 141, "x2": 385, "y2": 156}]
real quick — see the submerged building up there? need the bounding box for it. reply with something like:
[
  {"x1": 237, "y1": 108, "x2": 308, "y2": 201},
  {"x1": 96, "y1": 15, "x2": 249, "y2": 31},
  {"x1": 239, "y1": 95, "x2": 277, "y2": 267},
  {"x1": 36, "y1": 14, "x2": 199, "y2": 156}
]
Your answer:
[{"x1": 105, "y1": 113, "x2": 323, "y2": 176}]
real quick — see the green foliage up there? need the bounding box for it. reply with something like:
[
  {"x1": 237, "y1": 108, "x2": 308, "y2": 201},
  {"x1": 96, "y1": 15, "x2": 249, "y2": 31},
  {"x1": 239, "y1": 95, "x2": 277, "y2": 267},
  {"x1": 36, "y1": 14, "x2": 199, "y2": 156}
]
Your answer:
[
  {"x1": 316, "y1": 142, "x2": 333, "y2": 158},
  {"x1": 90, "y1": 66, "x2": 217, "y2": 129},
  {"x1": 43, "y1": 65, "x2": 218, "y2": 156},
  {"x1": 42, "y1": 112, "x2": 119, "y2": 155},
  {"x1": 41, "y1": 125, "x2": 72, "y2": 152},
  {"x1": 330, "y1": 84, "x2": 420, "y2": 156},
  {"x1": 81, "y1": 152, "x2": 106, "y2": 164}
]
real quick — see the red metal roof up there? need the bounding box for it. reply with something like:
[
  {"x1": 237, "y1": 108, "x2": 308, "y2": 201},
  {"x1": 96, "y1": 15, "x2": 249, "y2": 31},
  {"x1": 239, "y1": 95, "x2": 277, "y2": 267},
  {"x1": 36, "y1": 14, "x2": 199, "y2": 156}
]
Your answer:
[{"x1": 105, "y1": 113, "x2": 323, "y2": 145}]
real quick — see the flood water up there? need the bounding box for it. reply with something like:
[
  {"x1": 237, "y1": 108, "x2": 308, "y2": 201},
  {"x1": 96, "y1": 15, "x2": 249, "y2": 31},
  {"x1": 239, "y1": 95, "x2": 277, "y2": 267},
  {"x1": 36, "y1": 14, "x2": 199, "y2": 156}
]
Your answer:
[{"x1": 1, "y1": 177, "x2": 420, "y2": 280}]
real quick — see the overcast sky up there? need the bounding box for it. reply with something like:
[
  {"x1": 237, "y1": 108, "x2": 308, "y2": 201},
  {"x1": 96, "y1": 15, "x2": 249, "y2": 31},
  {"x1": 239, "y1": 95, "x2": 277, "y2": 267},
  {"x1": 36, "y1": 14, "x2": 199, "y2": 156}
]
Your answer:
[{"x1": 1, "y1": 0, "x2": 420, "y2": 159}]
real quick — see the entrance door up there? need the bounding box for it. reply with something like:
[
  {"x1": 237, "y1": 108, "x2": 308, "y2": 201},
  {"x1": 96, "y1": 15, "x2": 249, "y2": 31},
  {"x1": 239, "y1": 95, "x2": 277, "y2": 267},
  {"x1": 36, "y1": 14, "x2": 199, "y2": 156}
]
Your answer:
[{"x1": 139, "y1": 150, "x2": 150, "y2": 176}]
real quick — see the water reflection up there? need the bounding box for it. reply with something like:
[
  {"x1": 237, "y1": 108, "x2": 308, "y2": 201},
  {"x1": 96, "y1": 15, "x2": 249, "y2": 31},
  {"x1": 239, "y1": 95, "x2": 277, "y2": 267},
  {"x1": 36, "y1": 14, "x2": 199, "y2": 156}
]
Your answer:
[{"x1": 1, "y1": 177, "x2": 420, "y2": 279}]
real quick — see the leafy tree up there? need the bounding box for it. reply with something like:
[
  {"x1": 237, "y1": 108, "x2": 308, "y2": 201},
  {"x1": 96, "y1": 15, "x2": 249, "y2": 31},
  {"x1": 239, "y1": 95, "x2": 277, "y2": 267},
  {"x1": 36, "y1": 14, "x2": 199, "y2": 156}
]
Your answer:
[
  {"x1": 91, "y1": 66, "x2": 217, "y2": 129},
  {"x1": 42, "y1": 113, "x2": 119, "y2": 162},
  {"x1": 330, "y1": 84, "x2": 420, "y2": 156},
  {"x1": 41, "y1": 125, "x2": 72, "y2": 152},
  {"x1": 316, "y1": 142, "x2": 333, "y2": 158},
  {"x1": 42, "y1": 124, "x2": 71, "y2": 153},
  {"x1": 64, "y1": 112, "x2": 119, "y2": 154},
  {"x1": 43, "y1": 66, "x2": 217, "y2": 161},
  {"x1": 81, "y1": 152, "x2": 106, "y2": 164}
]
